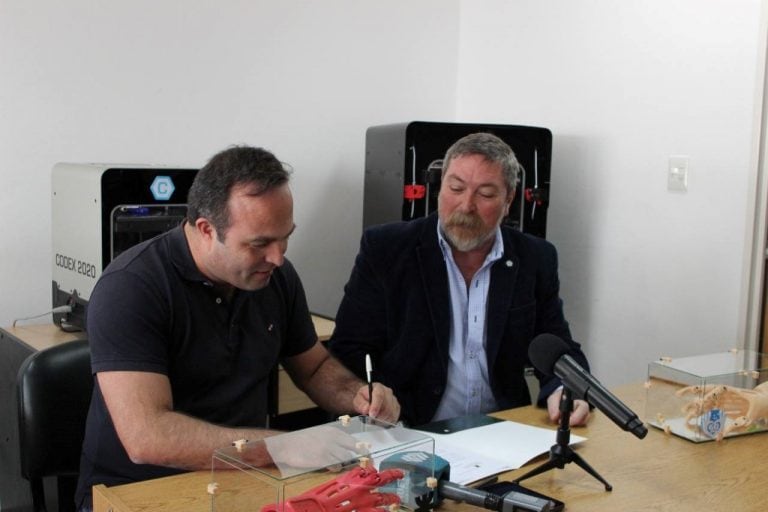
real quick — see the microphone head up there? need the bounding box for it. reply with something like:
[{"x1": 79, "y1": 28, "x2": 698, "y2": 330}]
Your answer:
[{"x1": 528, "y1": 334, "x2": 570, "y2": 376}]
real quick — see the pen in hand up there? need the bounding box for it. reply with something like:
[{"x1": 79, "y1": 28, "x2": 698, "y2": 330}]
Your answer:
[{"x1": 365, "y1": 354, "x2": 373, "y2": 410}]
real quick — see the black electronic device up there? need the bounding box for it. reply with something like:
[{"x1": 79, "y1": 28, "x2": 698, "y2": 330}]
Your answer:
[
  {"x1": 514, "y1": 334, "x2": 647, "y2": 491},
  {"x1": 529, "y1": 334, "x2": 648, "y2": 440},
  {"x1": 479, "y1": 481, "x2": 564, "y2": 512},
  {"x1": 439, "y1": 480, "x2": 553, "y2": 512},
  {"x1": 380, "y1": 451, "x2": 556, "y2": 512},
  {"x1": 416, "y1": 413, "x2": 503, "y2": 435}
]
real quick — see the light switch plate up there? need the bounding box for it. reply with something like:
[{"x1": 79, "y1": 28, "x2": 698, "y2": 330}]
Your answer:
[{"x1": 668, "y1": 155, "x2": 689, "y2": 192}]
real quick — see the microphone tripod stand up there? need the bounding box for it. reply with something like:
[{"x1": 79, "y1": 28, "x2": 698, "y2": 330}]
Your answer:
[{"x1": 513, "y1": 387, "x2": 612, "y2": 491}]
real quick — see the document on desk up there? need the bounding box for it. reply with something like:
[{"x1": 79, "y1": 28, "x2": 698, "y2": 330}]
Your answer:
[{"x1": 417, "y1": 420, "x2": 586, "y2": 485}]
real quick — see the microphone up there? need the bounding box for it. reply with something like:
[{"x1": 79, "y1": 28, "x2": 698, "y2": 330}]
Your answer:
[
  {"x1": 438, "y1": 481, "x2": 553, "y2": 512},
  {"x1": 528, "y1": 334, "x2": 648, "y2": 439}
]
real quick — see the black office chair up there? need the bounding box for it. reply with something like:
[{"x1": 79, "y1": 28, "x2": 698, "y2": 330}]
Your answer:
[{"x1": 17, "y1": 339, "x2": 92, "y2": 512}]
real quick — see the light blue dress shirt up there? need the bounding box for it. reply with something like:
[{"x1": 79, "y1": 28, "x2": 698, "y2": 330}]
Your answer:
[{"x1": 432, "y1": 221, "x2": 503, "y2": 422}]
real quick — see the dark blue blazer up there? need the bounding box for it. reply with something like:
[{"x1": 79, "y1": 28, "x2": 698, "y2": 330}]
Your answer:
[{"x1": 329, "y1": 215, "x2": 589, "y2": 426}]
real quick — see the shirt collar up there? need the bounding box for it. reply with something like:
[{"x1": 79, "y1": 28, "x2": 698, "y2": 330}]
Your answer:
[{"x1": 168, "y1": 223, "x2": 211, "y2": 284}]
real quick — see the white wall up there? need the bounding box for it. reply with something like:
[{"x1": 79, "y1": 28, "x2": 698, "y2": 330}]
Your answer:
[
  {"x1": 2, "y1": 1, "x2": 764, "y2": 388},
  {"x1": 457, "y1": 0, "x2": 763, "y2": 386},
  {"x1": 0, "y1": 0, "x2": 460, "y2": 325}
]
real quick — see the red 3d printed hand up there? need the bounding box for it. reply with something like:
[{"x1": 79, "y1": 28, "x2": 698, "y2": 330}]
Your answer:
[{"x1": 261, "y1": 464, "x2": 405, "y2": 512}]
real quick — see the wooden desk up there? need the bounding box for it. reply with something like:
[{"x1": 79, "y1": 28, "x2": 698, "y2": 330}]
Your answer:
[
  {"x1": 92, "y1": 383, "x2": 768, "y2": 512},
  {"x1": 311, "y1": 315, "x2": 335, "y2": 342}
]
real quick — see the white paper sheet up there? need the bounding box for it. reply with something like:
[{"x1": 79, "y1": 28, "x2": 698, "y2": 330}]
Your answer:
[{"x1": 417, "y1": 420, "x2": 587, "y2": 484}]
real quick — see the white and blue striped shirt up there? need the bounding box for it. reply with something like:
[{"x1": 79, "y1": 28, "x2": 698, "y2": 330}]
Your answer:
[{"x1": 432, "y1": 221, "x2": 503, "y2": 421}]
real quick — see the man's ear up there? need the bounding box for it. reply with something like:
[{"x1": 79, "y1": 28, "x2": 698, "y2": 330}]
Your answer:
[{"x1": 194, "y1": 217, "x2": 217, "y2": 243}]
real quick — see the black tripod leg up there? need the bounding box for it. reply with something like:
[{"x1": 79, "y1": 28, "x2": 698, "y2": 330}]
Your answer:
[
  {"x1": 568, "y1": 450, "x2": 612, "y2": 491},
  {"x1": 512, "y1": 456, "x2": 561, "y2": 485},
  {"x1": 511, "y1": 389, "x2": 613, "y2": 492}
]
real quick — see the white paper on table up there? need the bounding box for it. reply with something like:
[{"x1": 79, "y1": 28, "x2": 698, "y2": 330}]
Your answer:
[{"x1": 417, "y1": 420, "x2": 586, "y2": 485}]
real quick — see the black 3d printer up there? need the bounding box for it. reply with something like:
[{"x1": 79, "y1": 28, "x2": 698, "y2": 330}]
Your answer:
[{"x1": 51, "y1": 164, "x2": 198, "y2": 331}]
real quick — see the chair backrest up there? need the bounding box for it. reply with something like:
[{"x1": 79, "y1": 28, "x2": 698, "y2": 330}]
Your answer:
[{"x1": 17, "y1": 339, "x2": 92, "y2": 512}]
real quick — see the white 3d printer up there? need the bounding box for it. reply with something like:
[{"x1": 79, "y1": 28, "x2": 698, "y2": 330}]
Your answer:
[{"x1": 51, "y1": 163, "x2": 198, "y2": 331}]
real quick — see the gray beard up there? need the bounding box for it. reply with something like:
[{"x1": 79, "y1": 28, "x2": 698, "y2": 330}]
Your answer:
[{"x1": 444, "y1": 226, "x2": 495, "y2": 252}]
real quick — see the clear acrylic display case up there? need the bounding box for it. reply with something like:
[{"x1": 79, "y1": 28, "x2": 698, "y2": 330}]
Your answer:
[
  {"x1": 645, "y1": 350, "x2": 768, "y2": 442},
  {"x1": 209, "y1": 415, "x2": 437, "y2": 511}
]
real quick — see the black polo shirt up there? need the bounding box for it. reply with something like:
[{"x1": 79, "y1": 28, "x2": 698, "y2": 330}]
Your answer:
[{"x1": 75, "y1": 226, "x2": 316, "y2": 506}]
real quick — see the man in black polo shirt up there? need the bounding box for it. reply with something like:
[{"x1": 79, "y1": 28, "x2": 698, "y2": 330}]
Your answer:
[{"x1": 75, "y1": 145, "x2": 400, "y2": 510}]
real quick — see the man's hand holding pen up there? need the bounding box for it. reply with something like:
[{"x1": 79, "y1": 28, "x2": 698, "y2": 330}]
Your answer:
[
  {"x1": 353, "y1": 382, "x2": 400, "y2": 423},
  {"x1": 352, "y1": 355, "x2": 399, "y2": 423}
]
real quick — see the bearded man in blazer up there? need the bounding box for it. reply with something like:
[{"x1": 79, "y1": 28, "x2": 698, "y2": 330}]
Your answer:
[{"x1": 329, "y1": 132, "x2": 592, "y2": 427}]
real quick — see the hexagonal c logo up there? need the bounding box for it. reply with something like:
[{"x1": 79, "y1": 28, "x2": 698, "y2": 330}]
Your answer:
[{"x1": 150, "y1": 175, "x2": 175, "y2": 201}]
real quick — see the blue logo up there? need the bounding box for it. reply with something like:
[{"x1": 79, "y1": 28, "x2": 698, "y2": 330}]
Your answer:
[
  {"x1": 704, "y1": 409, "x2": 723, "y2": 437},
  {"x1": 150, "y1": 175, "x2": 175, "y2": 201}
]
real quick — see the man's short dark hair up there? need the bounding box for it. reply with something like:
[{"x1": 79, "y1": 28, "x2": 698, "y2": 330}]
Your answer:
[{"x1": 186, "y1": 145, "x2": 291, "y2": 240}]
